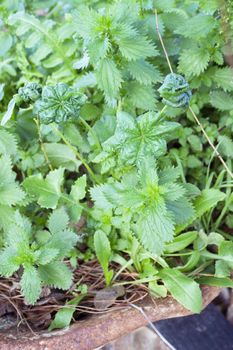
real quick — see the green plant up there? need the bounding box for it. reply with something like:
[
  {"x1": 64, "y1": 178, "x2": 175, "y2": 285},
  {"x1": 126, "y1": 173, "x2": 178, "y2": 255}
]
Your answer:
[
  {"x1": 0, "y1": 0, "x2": 232, "y2": 331},
  {"x1": 0, "y1": 208, "x2": 78, "y2": 304}
]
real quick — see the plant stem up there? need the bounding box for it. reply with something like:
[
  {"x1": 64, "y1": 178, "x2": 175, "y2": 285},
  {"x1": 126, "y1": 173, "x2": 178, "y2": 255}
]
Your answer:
[
  {"x1": 155, "y1": 9, "x2": 173, "y2": 73},
  {"x1": 50, "y1": 123, "x2": 100, "y2": 184},
  {"x1": 79, "y1": 117, "x2": 101, "y2": 150},
  {"x1": 34, "y1": 118, "x2": 53, "y2": 171}
]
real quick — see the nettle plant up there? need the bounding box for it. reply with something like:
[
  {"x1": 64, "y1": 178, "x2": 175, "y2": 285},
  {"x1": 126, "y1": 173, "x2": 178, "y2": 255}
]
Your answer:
[{"x1": 0, "y1": 0, "x2": 233, "y2": 329}]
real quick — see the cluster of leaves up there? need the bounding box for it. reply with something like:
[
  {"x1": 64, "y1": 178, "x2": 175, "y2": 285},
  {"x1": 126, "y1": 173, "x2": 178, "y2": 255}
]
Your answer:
[{"x1": 0, "y1": 0, "x2": 232, "y2": 331}]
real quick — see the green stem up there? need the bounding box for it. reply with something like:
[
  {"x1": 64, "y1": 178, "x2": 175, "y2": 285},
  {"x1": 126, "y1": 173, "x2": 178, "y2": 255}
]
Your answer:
[
  {"x1": 79, "y1": 117, "x2": 101, "y2": 151},
  {"x1": 50, "y1": 123, "x2": 100, "y2": 184},
  {"x1": 34, "y1": 118, "x2": 53, "y2": 171},
  {"x1": 163, "y1": 251, "x2": 193, "y2": 257}
]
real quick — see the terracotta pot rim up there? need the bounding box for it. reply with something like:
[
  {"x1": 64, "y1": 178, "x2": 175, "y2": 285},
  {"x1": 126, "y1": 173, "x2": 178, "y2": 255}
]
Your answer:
[{"x1": 0, "y1": 285, "x2": 220, "y2": 350}]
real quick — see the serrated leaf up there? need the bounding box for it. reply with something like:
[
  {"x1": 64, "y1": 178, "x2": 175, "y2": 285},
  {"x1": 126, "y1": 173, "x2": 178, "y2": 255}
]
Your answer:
[
  {"x1": 0, "y1": 129, "x2": 18, "y2": 156},
  {"x1": 90, "y1": 184, "x2": 114, "y2": 210},
  {"x1": 20, "y1": 265, "x2": 42, "y2": 305},
  {"x1": 218, "y1": 135, "x2": 233, "y2": 158},
  {"x1": 0, "y1": 247, "x2": 19, "y2": 277},
  {"x1": 166, "y1": 197, "x2": 195, "y2": 225},
  {"x1": 137, "y1": 204, "x2": 174, "y2": 256},
  {"x1": 213, "y1": 67, "x2": 233, "y2": 92},
  {"x1": 178, "y1": 48, "x2": 210, "y2": 78},
  {"x1": 23, "y1": 168, "x2": 64, "y2": 209},
  {"x1": 127, "y1": 59, "x2": 162, "y2": 85},
  {"x1": 117, "y1": 34, "x2": 158, "y2": 60},
  {"x1": 0, "y1": 156, "x2": 25, "y2": 206},
  {"x1": 96, "y1": 58, "x2": 122, "y2": 102},
  {"x1": 70, "y1": 175, "x2": 86, "y2": 201},
  {"x1": 210, "y1": 91, "x2": 233, "y2": 111},
  {"x1": 175, "y1": 14, "x2": 216, "y2": 39},
  {"x1": 47, "y1": 229, "x2": 78, "y2": 259},
  {"x1": 0, "y1": 205, "x2": 15, "y2": 231},
  {"x1": 125, "y1": 82, "x2": 157, "y2": 110},
  {"x1": 159, "y1": 268, "x2": 202, "y2": 313},
  {"x1": 38, "y1": 261, "x2": 73, "y2": 290},
  {"x1": 36, "y1": 248, "x2": 59, "y2": 265},
  {"x1": 48, "y1": 207, "x2": 69, "y2": 234}
]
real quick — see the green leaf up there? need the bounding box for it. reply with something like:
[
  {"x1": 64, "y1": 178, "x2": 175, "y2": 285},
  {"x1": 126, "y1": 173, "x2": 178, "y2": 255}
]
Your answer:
[
  {"x1": 0, "y1": 156, "x2": 25, "y2": 206},
  {"x1": 210, "y1": 91, "x2": 233, "y2": 111},
  {"x1": 103, "y1": 111, "x2": 179, "y2": 166},
  {"x1": 96, "y1": 58, "x2": 122, "y2": 103},
  {"x1": 49, "y1": 306, "x2": 76, "y2": 330},
  {"x1": 166, "y1": 197, "x2": 195, "y2": 225},
  {"x1": 20, "y1": 265, "x2": 42, "y2": 305},
  {"x1": 0, "y1": 129, "x2": 18, "y2": 156},
  {"x1": 117, "y1": 34, "x2": 157, "y2": 61},
  {"x1": 47, "y1": 229, "x2": 78, "y2": 259},
  {"x1": 127, "y1": 59, "x2": 162, "y2": 85},
  {"x1": 0, "y1": 247, "x2": 19, "y2": 277},
  {"x1": 49, "y1": 293, "x2": 86, "y2": 330},
  {"x1": 0, "y1": 205, "x2": 15, "y2": 231},
  {"x1": 159, "y1": 268, "x2": 202, "y2": 313},
  {"x1": 178, "y1": 48, "x2": 210, "y2": 78},
  {"x1": 90, "y1": 184, "x2": 114, "y2": 211},
  {"x1": 36, "y1": 248, "x2": 59, "y2": 265},
  {"x1": 34, "y1": 83, "x2": 86, "y2": 124},
  {"x1": 213, "y1": 67, "x2": 233, "y2": 92},
  {"x1": 64, "y1": 175, "x2": 87, "y2": 221},
  {"x1": 215, "y1": 260, "x2": 231, "y2": 277},
  {"x1": 164, "y1": 231, "x2": 198, "y2": 253},
  {"x1": 48, "y1": 207, "x2": 69, "y2": 234},
  {"x1": 0, "y1": 32, "x2": 13, "y2": 56},
  {"x1": 70, "y1": 175, "x2": 86, "y2": 201},
  {"x1": 94, "y1": 230, "x2": 113, "y2": 286},
  {"x1": 217, "y1": 241, "x2": 233, "y2": 268},
  {"x1": 138, "y1": 204, "x2": 174, "y2": 256},
  {"x1": 125, "y1": 82, "x2": 157, "y2": 110},
  {"x1": 218, "y1": 135, "x2": 233, "y2": 159},
  {"x1": 23, "y1": 168, "x2": 64, "y2": 209},
  {"x1": 44, "y1": 143, "x2": 81, "y2": 170},
  {"x1": 1, "y1": 98, "x2": 16, "y2": 126},
  {"x1": 196, "y1": 276, "x2": 233, "y2": 288},
  {"x1": 175, "y1": 14, "x2": 216, "y2": 39},
  {"x1": 194, "y1": 189, "x2": 226, "y2": 218},
  {"x1": 38, "y1": 261, "x2": 73, "y2": 290},
  {"x1": 149, "y1": 281, "x2": 167, "y2": 298},
  {"x1": 9, "y1": 12, "x2": 72, "y2": 73}
]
